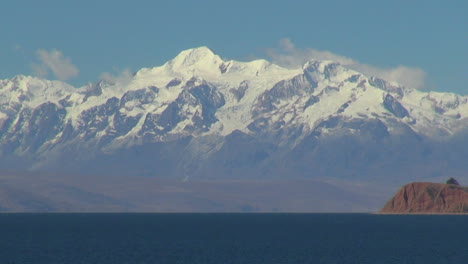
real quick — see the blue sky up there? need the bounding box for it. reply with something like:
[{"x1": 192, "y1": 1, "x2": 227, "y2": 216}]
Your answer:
[{"x1": 1, "y1": 0, "x2": 466, "y2": 93}]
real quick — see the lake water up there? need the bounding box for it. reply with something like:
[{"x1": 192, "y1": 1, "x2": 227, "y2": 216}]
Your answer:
[{"x1": 0, "y1": 213, "x2": 467, "y2": 263}]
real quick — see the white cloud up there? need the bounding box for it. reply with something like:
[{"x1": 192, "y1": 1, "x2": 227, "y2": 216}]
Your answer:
[
  {"x1": 99, "y1": 68, "x2": 133, "y2": 86},
  {"x1": 267, "y1": 38, "x2": 427, "y2": 90},
  {"x1": 267, "y1": 38, "x2": 356, "y2": 67},
  {"x1": 352, "y1": 64, "x2": 427, "y2": 91},
  {"x1": 32, "y1": 49, "x2": 79, "y2": 81},
  {"x1": 31, "y1": 63, "x2": 48, "y2": 77}
]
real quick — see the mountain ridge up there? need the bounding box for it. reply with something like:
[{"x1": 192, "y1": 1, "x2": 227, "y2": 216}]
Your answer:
[{"x1": 1, "y1": 47, "x2": 468, "y2": 183}]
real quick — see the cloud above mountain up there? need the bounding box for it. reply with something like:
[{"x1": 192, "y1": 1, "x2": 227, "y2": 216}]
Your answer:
[
  {"x1": 267, "y1": 38, "x2": 427, "y2": 90},
  {"x1": 31, "y1": 49, "x2": 79, "y2": 81},
  {"x1": 99, "y1": 68, "x2": 133, "y2": 86}
]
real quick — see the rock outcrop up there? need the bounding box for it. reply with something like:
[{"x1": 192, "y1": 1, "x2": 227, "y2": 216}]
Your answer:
[{"x1": 380, "y1": 182, "x2": 468, "y2": 214}]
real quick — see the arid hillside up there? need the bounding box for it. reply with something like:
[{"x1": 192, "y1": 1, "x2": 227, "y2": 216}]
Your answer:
[{"x1": 381, "y1": 182, "x2": 468, "y2": 214}]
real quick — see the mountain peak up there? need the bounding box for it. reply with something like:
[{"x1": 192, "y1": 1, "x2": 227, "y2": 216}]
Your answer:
[
  {"x1": 167, "y1": 46, "x2": 223, "y2": 72},
  {"x1": 180, "y1": 46, "x2": 216, "y2": 57}
]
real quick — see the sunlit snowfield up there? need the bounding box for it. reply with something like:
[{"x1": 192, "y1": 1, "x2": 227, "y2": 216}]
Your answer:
[{"x1": 0, "y1": 213, "x2": 466, "y2": 264}]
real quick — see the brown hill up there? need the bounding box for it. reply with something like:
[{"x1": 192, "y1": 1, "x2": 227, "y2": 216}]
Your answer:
[
  {"x1": 380, "y1": 182, "x2": 468, "y2": 214},
  {"x1": 0, "y1": 173, "x2": 386, "y2": 212}
]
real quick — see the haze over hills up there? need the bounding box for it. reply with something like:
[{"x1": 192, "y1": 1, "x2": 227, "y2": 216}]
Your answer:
[{"x1": 1, "y1": 47, "x2": 467, "y2": 211}]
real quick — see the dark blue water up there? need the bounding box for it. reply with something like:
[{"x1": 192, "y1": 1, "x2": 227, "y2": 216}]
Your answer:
[{"x1": 0, "y1": 213, "x2": 467, "y2": 264}]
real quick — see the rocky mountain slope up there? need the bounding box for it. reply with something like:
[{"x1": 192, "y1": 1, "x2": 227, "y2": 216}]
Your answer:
[
  {"x1": 380, "y1": 182, "x2": 468, "y2": 214},
  {"x1": 1, "y1": 47, "x2": 468, "y2": 183}
]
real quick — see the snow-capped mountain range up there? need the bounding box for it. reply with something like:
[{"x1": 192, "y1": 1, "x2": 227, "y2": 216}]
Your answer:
[{"x1": 1, "y1": 47, "x2": 468, "y2": 181}]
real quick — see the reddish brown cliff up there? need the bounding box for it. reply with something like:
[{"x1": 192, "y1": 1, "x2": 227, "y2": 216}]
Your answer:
[{"x1": 380, "y1": 182, "x2": 468, "y2": 214}]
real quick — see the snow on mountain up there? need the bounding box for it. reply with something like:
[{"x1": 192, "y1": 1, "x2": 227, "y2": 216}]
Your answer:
[
  {"x1": 0, "y1": 75, "x2": 77, "y2": 108},
  {"x1": 1, "y1": 46, "x2": 468, "y2": 176}
]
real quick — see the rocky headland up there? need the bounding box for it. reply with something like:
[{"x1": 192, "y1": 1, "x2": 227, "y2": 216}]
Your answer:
[{"x1": 380, "y1": 182, "x2": 468, "y2": 214}]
